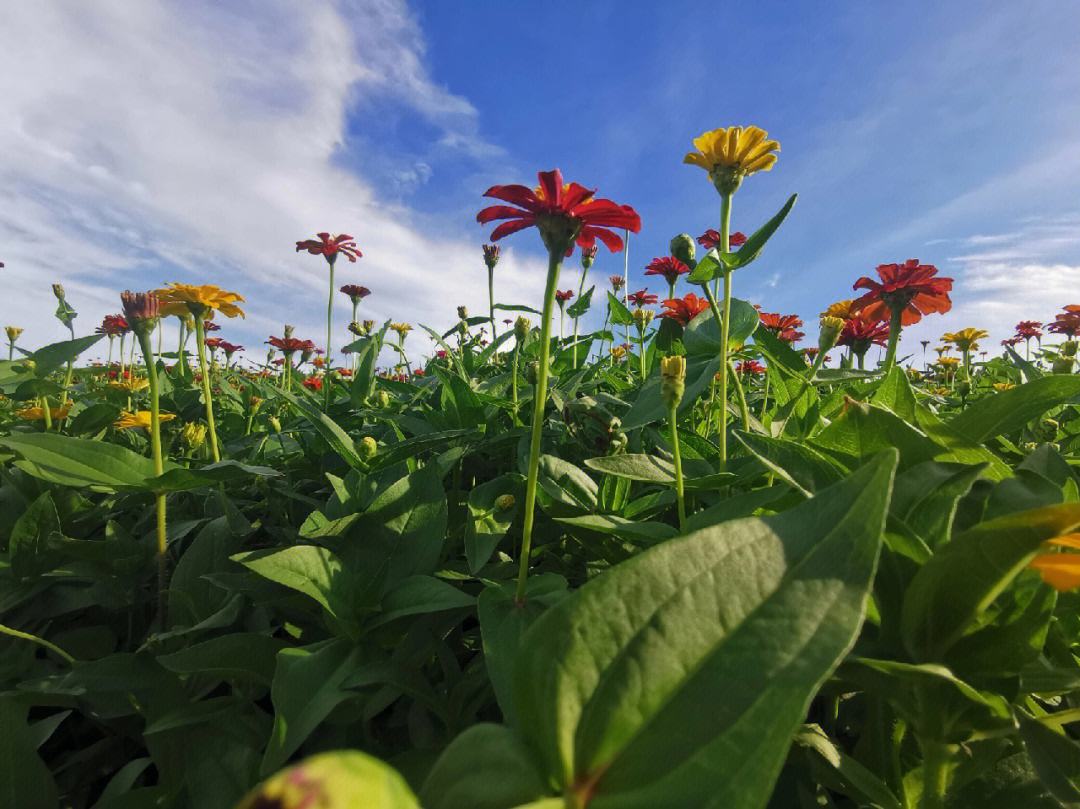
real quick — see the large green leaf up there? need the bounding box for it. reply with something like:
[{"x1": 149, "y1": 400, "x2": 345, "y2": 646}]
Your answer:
[
  {"x1": 232, "y1": 545, "x2": 354, "y2": 622},
  {"x1": 607, "y1": 292, "x2": 635, "y2": 327},
  {"x1": 275, "y1": 386, "x2": 364, "y2": 469},
  {"x1": 0, "y1": 432, "x2": 158, "y2": 489},
  {"x1": 1019, "y1": 714, "x2": 1080, "y2": 806},
  {"x1": 465, "y1": 474, "x2": 523, "y2": 573},
  {"x1": 0, "y1": 697, "x2": 59, "y2": 809},
  {"x1": 901, "y1": 502, "x2": 1080, "y2": 660},
  {"x1": 949, "y1": 376, "x2": 1080, "y2": 443},
  {"x1": 682, "y1": 297, "x2": 759, "y2": 356},
  {"x1": 567, "y1": 285, "x2": 594, "y2": 319},
  {"x1": 513, "y1": 451, "x2": 897, "y2": 807}
]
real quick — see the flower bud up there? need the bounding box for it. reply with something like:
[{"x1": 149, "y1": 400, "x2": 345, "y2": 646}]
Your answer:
[
  {"x1": 494, "y1": 494, "x2": 515, "y2": 511},
  {"x1": 1053, "y1": 356, "x2": 1076, "y2": 374},
  {"x1": 120, "y1": 291, "x2": 160, "y2": 333},
  {"x1": 5, "y1": 325, "x2": 23, "y2": 343},
  {"x1": 956, "y1": 380, "x2": 971, "y2": 397},
  {"x1": 362, "y1": 320, "x2": 375, "y2": 334},
  {"x1": 52, "y1": 283, "x2": 66, "y2": 301},
  {"x1": 514, "y1": 316, "x2": 530, "y2": 342},
  {"x1": 581, "y1": 245, "x2": 598, "y2": 270},
  {"x1": 181, "y1": 422, "x2": 208, "y2": 451},
  {"x1": 818, "y1": 315, "x2": 844, "y2": 354},
  {"x1": 457, "y1": 306, "x2": 469, "y2": 320},
  {"x1": 376, "y1": 390, "x2": 390, "y2": 408},
  {"x1": 250, "y1": 396, "x2": 263, "y2": 411},
  {"x1": 482, "y1": 243, "x2": 500, "y2": 271},
  {"x1": 526, "y1": 360, "x2": 539, "y2": 385},
  {"x1": 268, "y1": 415, "x2": 282, "y2": 433},
  {"x1": 669, "y1": 234, "x2": 697, "y2": 268},
  {"x1": 660, "y1": 355, "x2": 686, "y2": 409},
  {"x1": 1063, "y1": 340, "x2": 1079, "y2": 359},
  {"x1": 358, "y1": 436, "x2": 377, "y2": 460},
  {"x1": 348, "y1": 321, "x2": 363, "y2": 336},
  {"x1": 284, "y1": 324, "x2": 295, "y2": 338}
]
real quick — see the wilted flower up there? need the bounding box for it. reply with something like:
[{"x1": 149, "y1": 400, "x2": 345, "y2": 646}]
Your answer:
[
  {"x1": 296, "y1": 233, "x2": 362, "y2": 264},
  {"x1": 477, "y1": 168, "x2": 641, "y2": 255},
  {"x1": 554, "y1": 290, "x2": 574, "y2": 306},
  {"x1": 609, "y1": 275, "x2": 626, "y2": 291}
]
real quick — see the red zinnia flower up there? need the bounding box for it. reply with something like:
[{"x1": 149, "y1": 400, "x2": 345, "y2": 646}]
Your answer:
[
  {"x1": 476, "y1": 168, "x2": 641, "y2": 255},
  {"x1": 837, "y1": 315, "x2": 891, "y2": 349},
  {"x1": 555, "y1": 289, "x2": 574, "y2": 304},
  {"x1": 1047, "y1": 312, "x2": 1080, "y2": 337},
  {"x1": 697, "y1": 230, "x2": 747, "y2": 250},
  {"x1": 626, "y1": 289, "x2": 658, "y2": 307},
  {"x1": 302, "y1": 376, "x2": 323, "y2": 391},
  {"x1": 1014, "y1": 320, "x2": 1042, "y2": 338},
  {"x1": 659, "y1": 293, "x2": 711, "y2": 326},
  {"x1": 204, "y1": 337, "x2": 226, "y2": 350},
  {"x1": 219, "y1": 341, "x2": 242, "y2": 355},
  {"x1": 413, "y1": 369, "x2": 426, "y2": 377},
  {"x1": 96, "y1": 314, "x2": 130, "y2": 337},
  {"x1": 757, "y1": 311, "x2": 804, "y2": 343},
  {"x1": 268, "y1": 336, "x2": 316, "y2": 354},
  {"x1": 609, "y1": 275, "x2": 625, "y2": 290},
  {"x1": 296, "y1": 233, "x2": 362, "y2": 264},
  {"x1": 340, "y1": 284, "x2": 371, "y2": 302},
  {"x1": 736, "y1": 359, "x2": 766, "y2": 376},
  {"x1": 1001, "y1": 336, "x2": 1023, "y2": 347},
  {"x1": 851, "y1": 260, "x2": 953, "y2": 326},
  {"x1": 643, "y1": 256, "x2": 690, "y2": 286},
  {"x1": 203, "y1": 320, "x2": 221, "y2": 332}
]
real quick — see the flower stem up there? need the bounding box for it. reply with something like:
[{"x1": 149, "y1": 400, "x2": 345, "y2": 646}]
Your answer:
[
  {"x1": 325, "y1": 261, "x2": 335, "y2": 410},
  {"x1": 511, "y1": 343, "x2": 520, "y2": 425},
  {"x1": 669, "y1": 402, "x2": 686, "y2": 532},
  {"x1": 883, "y1": 307, "x2": 903, "y2": 369},
  {"x1": 40, "y1": 395, "x2": 53, "y2": 431},
  {"x1": 0, "y1": 623, "x2": 75, "y2": 664},
  {"x1": 193, "y1": 317, "x2": 221, "y2": 462},
  {"x1": 573, "y1": 266, "x2": 588, "y2": 369},
  {"x1": 488, "y1": 265, "x2": 497, "y2": 346},
  {"x1": 637, "y1": 325, "x2": 646, "y2": 380},
  {"x1": 516, "y1": 248, "x2": 562, "y2": 604},
  {"x1": 919, "y1": 740, "x2": 956, "y2": 809},
  {"x1": 136, "y1": 325, "x2": 168, "y2": 628},
  {"x1": 730, "y1": 361, "x2": 751, "y2": 430},
  {"x1": 701, "y1": 281, "x2": 730, "y2": 466}
]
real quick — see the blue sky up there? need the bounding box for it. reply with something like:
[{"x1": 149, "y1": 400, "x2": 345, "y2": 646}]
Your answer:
[{"x1": 2, "y1": 1, "x2": 1080, "y2": 361}]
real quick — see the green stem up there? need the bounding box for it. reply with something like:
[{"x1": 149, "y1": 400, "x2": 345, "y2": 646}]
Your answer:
[
  {"x1": 730, "y1": 361, "x2": 751, "y2": 430},
  {"x1": 40, "y1": 395, "x2": 53, "y2": 431},
  {"x1": 193, "y1": 317, "x2": 221, "y2": 462},
  {"x1": 135, "y1": 326, "x2": 168, "y2": 627},
  {"x1": 511, "y1": 343, "x2": 520, "y2": 425},
  {"x1": 488, "y1": 265, "x2": 497, "y2": 345},
  {"x1": 670, "y1": 402, "x2": 686, "y2": 532},
  {"x1": 325, "y1": 261, "x2": 335, "y2": 410},
  {"x1": 883, "y1": 307, "x2": 903, "y2": 369},
  {"x1": 637, "y1": 325, "x2": 646, "y2": 380},
  {"x1": 701, "y1": 282, "x2": 729, "y2": 465},
  {"x1": 516, "y1": 248, "x2": 562, "y2": 604},
  {"x1": 919, "y1": 740, "x2": 955, "y2": 809},
  {"x1": 573, "y1": 266, "x2": 588, "y2": 369},
  {"x1": 0, "y1": 623, "x2": 75, "y2": 664}
]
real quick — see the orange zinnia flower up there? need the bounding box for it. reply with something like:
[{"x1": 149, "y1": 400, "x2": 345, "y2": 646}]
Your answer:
[
  {"x1": 659, "y1": 293, "x2": 710, "y2": 326},
  {"x1": 852, "y1": 260, "x2": 953, "y2": 326}
]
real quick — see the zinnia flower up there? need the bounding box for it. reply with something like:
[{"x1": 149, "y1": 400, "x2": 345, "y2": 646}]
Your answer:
[
  {"x1": 736, "y1": 360, "x2": 766, "y2": 376},
  {"x1": 1030, "y1": 534, "x2": 1080, "y2": 591},
  {"x1": 155, "y1": 283, "x2": 245, "y2": 319},
  {"x1": 108, "y1": 376, "x2": 150, "y2": 393},
  {"x1": 851, "y1": 260, "x2": 953, "y2": 326},
  {"x1": 555, "y1": 290, "x2": 574, "y2": 304},
  {"x1": 482, "y1": 243, "x2": 500, "y2": 270},
  {"x1": 339, "y1": 284, "x2": 371, "y2": 303},
  {"x1": 476, "y1": 168, "x2": 641, "y2": 255},
  {"x1": 16, "y1": 404, "x2": 71, "y2": 421},
  {"x1": 1048, "y1": 311, "x2": 1080, "y2": 337},
  {"x1": 96, "y1": 314, "x2": 130, "y2": 337},
  {"x1": 643, "y1": 256, "x2": 690, "y2": 287},
  {"x1": 302, "y1": 377, "x2": 323, "y2": 392},
  {"x1": 267, "y1": 336, "x2": 316, "y2": 354},
  {"x1": 821, "y1": 299, "x2": 859, "y2": 320},
  {"x1": 942, "y1": 327, "x2": 989, "y2": 353},
  {"x1": 757, "y1": 311, "x2": 805, "y2": 344},
  {"x1": 837, "y1": 316, "x2": 891, "y2": 351},
  {"x1": 390, "y1": 323, "x2": 412, "y2": 337},
  {"x1": 659, "y1": 293, "x2": 710, "y2": 326},
  {"x1": 120, "y1": 291, "x2": 161, "y2": 325},
  {"x1": 6, "y1": 326, "x2": 24, "y2": 342},
  {"x1": 296, "y1": 233, "x2": 362, "y2": 264},
  {"x1": 697, "y1": 229, "x2": 747, "y2": 250},
  {"x1": 115, "y1": 410, "x2": 176, "y2": 430},
  {"x1": 1015, "y1": 320, "x2": 1043, "y2": 339},
  {"x1": 609, "y1": 275, "x2": 625, "y2": 290},
  {"x1": 684, "y1": 126, "x2": 781, "y2": 194},
  {"x1": 626, "y1": 289, "x2": 658, "y2": 308}
]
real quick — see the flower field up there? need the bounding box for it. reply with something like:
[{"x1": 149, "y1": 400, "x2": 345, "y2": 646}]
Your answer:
[{"x1": 6, "y1": 125, "x2": 1080, "y2": 809}]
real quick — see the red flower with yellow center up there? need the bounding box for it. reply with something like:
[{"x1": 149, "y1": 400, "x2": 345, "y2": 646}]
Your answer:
[
  {"x1": 697, "y1": 230, "x2": 747, "y2": 251},
  {"x1": 476, "y1": 168, "x2": 641, "y2": 255},
  {"x1": 296, "y1": 233, "x2": 362, "y2": 264},
  {"x1": 626, "y1": 289, "x2": 658, "y2": 308},
  {"x1": 643, "y1": 256, "x2": 690, "y2": 286},
  {"x1": 852, "y1": 260, "x2": 953, "y2": 326},
  {"x1": 757, "y1": 311, "x2": 804, "y2": 343},
  {"x1": 659, "y1": 293, "x2": 710, "y2": 326}
]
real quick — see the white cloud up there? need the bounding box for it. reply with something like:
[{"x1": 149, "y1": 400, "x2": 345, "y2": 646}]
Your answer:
[{"x1": 0, "y1": 0, "x2": 546, "y2": 365}]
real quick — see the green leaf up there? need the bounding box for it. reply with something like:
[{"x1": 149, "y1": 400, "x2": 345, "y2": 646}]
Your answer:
[
  {"x1": 735, "y1": 432, "x2": 847, "y2": 497},
  {"x1": 584, "y1": 453, "x2": 682, "y2": 483},
  {"x1": 420, "y1": 724, "x2": 551, "y2": 809},
  {"x1": 29, "y1": 333, "x2": 104, "y2": 377},
  {"x1": 889, "y1": 461, "x2": 985, "y2": 548},
  {"x1": 1020, "y1": 714, "x2": 1080, "y2": 806},
  {"x1": 537, "y1": 454, "x2": 598, "y2": 511},
  {"x1": 0, "y1": 697, "x2": 59, "y2": 809},
  {"x1": 371, "y1": 575, "x2": 474, "y2": 628},
  {"x1": 607, "y1": 292, "x2": 635, "y2": 327},
  {"x1": 794, "y1": 724, "x2": 903, "y2": 809},
  {"x1": 900, "y1": 502, "x2": 1080, "y2": 660},
  {"x1": 243, "y1": 750, "x2": 419, "y2": 809},
  {"x1": 156, "y1": 633, "x2": 286, "y2": 685},
  {"x1": 812, "y1": 400, "x2": 940, "y2": 471},
  {"x1": 514, "y1": 451, "x2": 896, "y2": 806},
  {"x1": 683, "y1": 297, "x2": 759, "y2": 356},
  {"x1": 275, "y1": 385, "x2": 364, "y2": 469},
  {"x1": 147, "y1": 459, "x2": 279, "y2": 492},
  {"x1": 687, "y1": 194, "x2": 798, "y2": 282},
  {"x1": 0, "y1": 432, "x2": 157, "y2": 490},
  {"x1": 260, "y1": 640, "x2": 363, "y2": 775},
  {"x1": 9, "y1": 491, "x2": 61, "y2": 579},
  {"x1": 567, "y1": 285, "x2": 594, "y2": 319},
  {"x1": 232, "y1": 545, "x2": 352, "y2": 620},
  {"x1": 949, "y1": 376, "x2": 1080, "y2": 443},
  {"x1": 465, "y1": 474, "x2": 523, "y2": 573}
]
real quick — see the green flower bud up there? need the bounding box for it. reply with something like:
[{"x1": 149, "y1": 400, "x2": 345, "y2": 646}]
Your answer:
[
  {"x1": 457, "y1": 306, "x2": 469, "y2": 320},
  {"x1": 358, "y1": 436, "x2": 377, "y2": 460},
  {"x1": 632, "y1": 308, "x2": 655, "y2": 330},
  {"x1": 818, "y1": 316, "x2": 845, "y2": 354},
  {"x1": 660, "y1": 355, "x2": 686, "y2": 409},
  {"x1": 526, "y1": 360, "x2": 539, "y2": 385},
  {"x1": 494, "y1": 494, "x2": 515, "y2": 511},
  {"x1": 181, "y1": 422, "x2": 207, "y2": 450},
  {"x1": 514, "y1": 316, "x2": 530, "y2": 342},
  {"x1": 669, "y1": 234, "x2": 696, "y2": 268},
  {"x1": 268, "y1": 415, "x2": 282, "y2": 433},
  {"x1": 376, "y1": 390, "x2": 390, "y2": 408}
]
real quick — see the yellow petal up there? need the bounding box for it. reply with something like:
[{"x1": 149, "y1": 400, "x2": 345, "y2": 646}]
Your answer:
[{"x1": 1030, "y1": 553, "x2": 1080, "y2": 591}]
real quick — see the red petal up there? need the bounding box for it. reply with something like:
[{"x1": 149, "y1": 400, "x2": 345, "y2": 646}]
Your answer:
[
  {"x1": 537, "y1": 169, "x2": 563, "y2": 206},
  {"x1": 489, "y1": 217, "x2": 536, "y2": 241},
  {"x1": 483, "y1": 184, "x2": 540, "y2": 210},
  {"x1": 477, "y1": 204, "x2": 531, "y2": 224},
  {"x1": 580, "y1": 226, "x2": 625, "y2": 253}
]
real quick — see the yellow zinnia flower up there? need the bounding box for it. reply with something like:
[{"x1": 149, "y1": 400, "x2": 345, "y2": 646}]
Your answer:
[
  {"x1": 941, "y1": 328, "x2": 989, "y2": 352},
  {"x1": 16, "y1": 404, "x2": 72, "y2": 421},
  {"x1": 155, "y1": 283, "x2": 245, "y2": 319},
  {"x1": 389, "y1": 322, "x2": 413, "y2": 337},
  {"x1": 5, "y1": 325, "x2": 23, "y2": 342},
  {"x1": 115, "y1": 410, "x2": 177, "y2": 430},
  {"x1": 821, "y1": 300, "x2": 858, "y2": 320},
  {"x1": 684, "y1": 125, "x2": 780, "y2": 193},
  {"x1": 108, "y1": 376, "x2": 150, "y2": 393},
  {"x1": 937, "y1": 357, "x2": 961, "y2": 368},
  {"x1": 993, "y1": 382, "x2": 1016, "y2": 392},
  {"x1": 1030, "y1": 534, "x2": 1080, "y2": 591}
]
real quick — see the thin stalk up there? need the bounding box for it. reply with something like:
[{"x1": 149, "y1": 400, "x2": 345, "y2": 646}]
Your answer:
[
  {"x1": 107, "y1": 336, "x2": 114, "y2": 369},
  {"x1": 511, "y1": 342, "x2": 521, "y2": 425},
  {"x1": 637, "y1": 326, "x2": 646, "y2": 380},
  {"x1": 135, "y1": 325, "x2": 168, "y2": 627},
  {"x1": 325, "y1": 261, "x2": 335, "y2": 409},
  {"x1": 516, "y1": 248, "x2": 563, "y2": 604},
  {"x1": 883, "y1": 307, "x2": 903, "y2": 368},
  {"x1": 730, "y1": 362, "x2": 751, "y2": 430},
  {"x1": 701, "y1": 282, "x2": 729, "y2": 465},
  {"x1": 193, "y1": 317, "x2": 221, "y2": 462},
  {"x1": 919, "y1": 740, "x2": 956, "y2": 809},
  {"x1": 669, "y1": 402, "x2": 686, "y2": 532},
  {"x1": 488, "y1": 265, "x2": 497, "y2": 344},
  {"x1": 572, "y1": 266, "x2": 588, "y2": 369},
  {"x1": 0, "y1": 623, "x2": 75, "y2": 664},
  {"x1": 60, "y1": 322, "x2": 75, "y2": 407},
  {"x1": 40, "y1": 395, "x2": 53, "y2": 431},
  {"x1": 118, "y1": 333, "x2": 126, "y2": 379}
]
